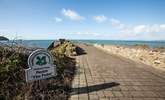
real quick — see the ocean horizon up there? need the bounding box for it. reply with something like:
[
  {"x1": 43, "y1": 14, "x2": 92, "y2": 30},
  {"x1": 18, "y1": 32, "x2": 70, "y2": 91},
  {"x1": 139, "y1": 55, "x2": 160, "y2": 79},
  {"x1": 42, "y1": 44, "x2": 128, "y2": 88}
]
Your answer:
[{"x1": 3, "y1": 40, "x2": 165, "y2": 49}]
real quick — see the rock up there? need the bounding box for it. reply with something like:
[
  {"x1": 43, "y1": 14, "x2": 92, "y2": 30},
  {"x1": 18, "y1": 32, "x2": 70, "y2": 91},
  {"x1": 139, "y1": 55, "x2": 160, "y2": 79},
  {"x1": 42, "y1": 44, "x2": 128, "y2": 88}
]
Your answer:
[
  {"x1": 139, "y1": 57, "x2": 143, "y2": 61},
  {"x1": 95, "y1": 44, "x2": 165, "y2": 70},
  {"x1": 71, "y1": 51, "x2": 77, "y2": 56},
  {"x1": 154, "y1": 60, "x2": 161, "y2": 64},
  {"x1": 0, "y1": 36, "x2": 9, "y2": 41},
  {"x1": 47, "y1": 41, "x2": 60, "y2": 50},
  {"x1": 152, "y1": 49, "x2": 159, "y2": 52},
  {"x1": 59, "y1": 39, "x2": 66, "y2": 44},
  {"x1": 149, "y1": 51, "x2": 154, "y2": 55}
]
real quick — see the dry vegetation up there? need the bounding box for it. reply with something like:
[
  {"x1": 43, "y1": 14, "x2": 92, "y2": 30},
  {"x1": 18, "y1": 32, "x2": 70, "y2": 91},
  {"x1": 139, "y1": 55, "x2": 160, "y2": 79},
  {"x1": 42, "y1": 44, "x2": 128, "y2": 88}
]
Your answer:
[{"x1": 0, "y1": 40, "x2": 77, "y2": 100}]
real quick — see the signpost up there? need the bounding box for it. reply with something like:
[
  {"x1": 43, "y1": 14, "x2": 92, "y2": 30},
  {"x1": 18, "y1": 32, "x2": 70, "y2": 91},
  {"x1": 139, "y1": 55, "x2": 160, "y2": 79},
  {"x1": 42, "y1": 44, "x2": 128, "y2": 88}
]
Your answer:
[{"x1": 25, "y1": 49, "x2": 56, "y2": 82}]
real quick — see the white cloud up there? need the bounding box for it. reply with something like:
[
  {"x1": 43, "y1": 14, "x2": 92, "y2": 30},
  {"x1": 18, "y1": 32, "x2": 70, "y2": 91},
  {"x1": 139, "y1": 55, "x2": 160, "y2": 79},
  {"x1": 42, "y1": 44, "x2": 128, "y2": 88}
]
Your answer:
[
  {"x1": 133, "y1": 25, "x2": 147, "y2": 33},
  {"x1": 110, "y1": 18, "x2": 125, "y2": 29},
  {"x1": 160, "y1": 24, "x2": 165, "y2": 30},
  {"x1": 109, "y1": 18, "x2": 165, "y2": 40},
  {"x1": 93, "y1": 15, "x2": 107, "y2": 23},
  {"x1": 61, "y1": 8, "x2": 84, "y2": 21},
  {"x1": 110, "y1": 18, "x2": 165, "y2": 34},
  {"x1": 129, "y1": 24, "x2": 165, "y2": 34},
  {"x1": 71, "y1": 32, "x2": 100, "y2": 36},
  {"x1": 54, "y1": 17, "x2": 62, "y2": 22},
  {"x1": 150, "y1": 24, "x2": 160, "y2": 33},
  {"x1": 110, "y1": 18, "x2": 120, "y2": 26}
]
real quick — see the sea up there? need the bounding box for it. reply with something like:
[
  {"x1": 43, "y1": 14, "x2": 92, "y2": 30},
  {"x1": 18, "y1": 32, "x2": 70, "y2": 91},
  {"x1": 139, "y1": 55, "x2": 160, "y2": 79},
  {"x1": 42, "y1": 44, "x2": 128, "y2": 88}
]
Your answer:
[{"x1": 1, "y1": 40, "x2": 165, "y2": 48}]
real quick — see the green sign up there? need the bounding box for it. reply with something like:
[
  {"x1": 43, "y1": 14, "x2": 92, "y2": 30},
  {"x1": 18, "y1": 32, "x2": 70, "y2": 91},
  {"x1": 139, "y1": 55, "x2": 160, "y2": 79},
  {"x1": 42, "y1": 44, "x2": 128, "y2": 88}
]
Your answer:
[
  {"x1": 25, "y1": 49, "x2": 56, "y2": 82},
  {"x1": 36, "y1": 56, "x2": 47, "y2": 65}
]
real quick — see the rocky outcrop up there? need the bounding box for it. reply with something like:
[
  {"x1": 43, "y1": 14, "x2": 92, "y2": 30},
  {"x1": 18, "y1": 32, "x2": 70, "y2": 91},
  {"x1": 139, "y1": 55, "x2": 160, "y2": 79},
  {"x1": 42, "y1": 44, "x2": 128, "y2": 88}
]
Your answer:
[
  {"x1": 0, "y1": 36, "x2": 9, "y2": 41},
  {"x1": 95, "y1": 44, "x2": 165, "y2": 71},
  {"x1": 48, "y1": 39, "x2": 83, "y2": 56}
]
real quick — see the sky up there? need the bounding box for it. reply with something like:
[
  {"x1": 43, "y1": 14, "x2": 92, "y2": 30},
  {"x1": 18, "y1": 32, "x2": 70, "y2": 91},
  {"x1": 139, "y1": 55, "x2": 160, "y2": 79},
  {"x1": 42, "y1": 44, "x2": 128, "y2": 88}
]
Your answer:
[{"x1": 0, "y1": 0, "x2": 165, "y2": 40}]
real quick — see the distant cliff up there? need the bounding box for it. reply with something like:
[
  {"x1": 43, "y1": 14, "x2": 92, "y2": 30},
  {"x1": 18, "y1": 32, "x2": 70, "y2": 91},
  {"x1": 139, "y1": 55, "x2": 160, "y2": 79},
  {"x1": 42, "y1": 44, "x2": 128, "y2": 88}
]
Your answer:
[{"x1": 0, "y1": 36, "x2": 9, "y2": 41}]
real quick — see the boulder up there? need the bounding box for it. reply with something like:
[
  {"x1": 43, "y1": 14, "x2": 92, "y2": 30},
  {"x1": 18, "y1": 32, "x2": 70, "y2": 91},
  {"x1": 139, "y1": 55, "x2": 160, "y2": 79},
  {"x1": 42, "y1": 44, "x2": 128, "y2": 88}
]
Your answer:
[{"x1": 0, "y1": 36, "x2": 9, "y2": 41}]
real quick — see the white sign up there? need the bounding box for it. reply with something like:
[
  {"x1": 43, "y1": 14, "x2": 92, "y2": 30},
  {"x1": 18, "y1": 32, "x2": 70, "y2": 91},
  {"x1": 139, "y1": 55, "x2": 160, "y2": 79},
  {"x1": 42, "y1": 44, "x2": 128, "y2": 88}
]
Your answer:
[{"x1": 25, "y1": 49, "x2": 56, "y2": 82}]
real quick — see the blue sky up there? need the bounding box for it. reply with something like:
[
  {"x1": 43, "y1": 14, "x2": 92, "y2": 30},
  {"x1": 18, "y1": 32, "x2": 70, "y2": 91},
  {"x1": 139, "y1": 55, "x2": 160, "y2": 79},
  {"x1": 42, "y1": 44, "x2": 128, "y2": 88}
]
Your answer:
[{"x1": 0, "y1": 0, "x2": 165, "y2": 40}]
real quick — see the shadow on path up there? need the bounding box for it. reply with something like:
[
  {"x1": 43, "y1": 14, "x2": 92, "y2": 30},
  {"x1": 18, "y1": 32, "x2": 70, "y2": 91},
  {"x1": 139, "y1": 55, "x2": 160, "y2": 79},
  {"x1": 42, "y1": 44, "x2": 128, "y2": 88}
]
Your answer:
[{"x1": 71, "y1": 82, "x2": 120, "y2": 95}]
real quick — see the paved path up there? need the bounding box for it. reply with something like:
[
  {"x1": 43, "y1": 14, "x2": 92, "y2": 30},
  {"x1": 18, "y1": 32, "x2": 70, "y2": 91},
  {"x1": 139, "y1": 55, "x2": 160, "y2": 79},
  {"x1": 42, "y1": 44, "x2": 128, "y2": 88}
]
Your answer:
[{"x1": 70, "y1": 44, "x2": 165, "y2": 100}]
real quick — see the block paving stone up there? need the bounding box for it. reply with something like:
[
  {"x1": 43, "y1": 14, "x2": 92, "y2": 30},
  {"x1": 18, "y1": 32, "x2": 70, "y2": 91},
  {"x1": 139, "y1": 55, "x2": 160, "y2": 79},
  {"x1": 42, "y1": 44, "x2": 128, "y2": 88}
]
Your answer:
[{"x1": 69, "y1": 44, "x2": 165, "y2": 100}]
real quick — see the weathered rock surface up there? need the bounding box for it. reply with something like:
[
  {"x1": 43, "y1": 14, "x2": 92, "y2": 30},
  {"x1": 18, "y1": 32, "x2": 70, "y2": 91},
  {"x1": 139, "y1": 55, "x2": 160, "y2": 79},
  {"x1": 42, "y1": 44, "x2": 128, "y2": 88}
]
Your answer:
[
  {"x1": 95, "y1": 44, "x2": 165, "y2": 71},
  {"x1": 0, "y1": 36, "x2": 9, "y2": 41}
]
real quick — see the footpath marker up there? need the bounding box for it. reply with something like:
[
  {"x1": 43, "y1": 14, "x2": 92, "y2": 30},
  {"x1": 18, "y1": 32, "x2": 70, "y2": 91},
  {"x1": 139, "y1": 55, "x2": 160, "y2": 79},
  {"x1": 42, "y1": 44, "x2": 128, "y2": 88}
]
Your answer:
[{"x1": 25, "y1": 49, "x2": 56, "y2": 82}]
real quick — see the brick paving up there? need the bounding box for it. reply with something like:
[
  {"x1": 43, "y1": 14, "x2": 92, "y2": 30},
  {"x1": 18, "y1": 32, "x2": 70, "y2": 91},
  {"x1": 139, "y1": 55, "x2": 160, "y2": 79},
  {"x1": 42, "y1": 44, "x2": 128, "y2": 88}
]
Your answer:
[{"x1": 70, "y1": 44, "x2": 165, "y2": 100}]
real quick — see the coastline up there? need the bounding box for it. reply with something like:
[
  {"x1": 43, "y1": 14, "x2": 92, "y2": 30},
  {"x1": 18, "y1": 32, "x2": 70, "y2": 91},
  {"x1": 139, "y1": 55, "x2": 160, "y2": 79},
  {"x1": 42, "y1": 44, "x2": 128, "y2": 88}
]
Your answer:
[
  {"x1": 3, "y1": 40, "x2": 165, "y2": 49},
  {"x1": 94, "y1": 44, "x2": 165, "y2": 71}
]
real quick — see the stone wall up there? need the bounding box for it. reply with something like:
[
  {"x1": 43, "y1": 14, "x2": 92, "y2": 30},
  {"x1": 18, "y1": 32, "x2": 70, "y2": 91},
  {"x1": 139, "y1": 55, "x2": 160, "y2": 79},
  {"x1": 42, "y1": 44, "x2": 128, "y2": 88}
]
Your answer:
[{"x1": 95, "y1": 44, "x2": 165, "y2": 71}]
